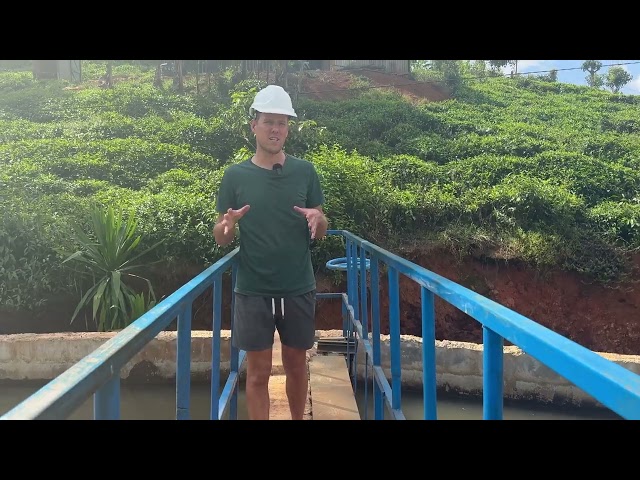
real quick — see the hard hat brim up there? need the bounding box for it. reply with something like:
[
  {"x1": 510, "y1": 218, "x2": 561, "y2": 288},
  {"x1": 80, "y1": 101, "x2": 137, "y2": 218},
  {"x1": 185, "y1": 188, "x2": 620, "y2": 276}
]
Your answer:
[{"x1": 250, "y1": 107, "x2": 297, "y2": 118}]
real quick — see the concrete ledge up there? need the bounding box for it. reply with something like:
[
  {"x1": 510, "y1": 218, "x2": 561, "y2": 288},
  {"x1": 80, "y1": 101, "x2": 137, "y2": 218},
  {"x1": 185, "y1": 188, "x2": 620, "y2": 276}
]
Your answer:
[
  {"x1": 1, "y1": 329, "x2": 639, "y2": 409},
  {"x1": 0, "y1": 330, "x2": 223, "y2": 384}
]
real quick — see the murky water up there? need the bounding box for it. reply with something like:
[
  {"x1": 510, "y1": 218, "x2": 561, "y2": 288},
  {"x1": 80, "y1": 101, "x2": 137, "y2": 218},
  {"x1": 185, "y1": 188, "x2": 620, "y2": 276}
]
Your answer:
[{"x1": 0, "y1": 380, "x2": 621, "y2": 420}]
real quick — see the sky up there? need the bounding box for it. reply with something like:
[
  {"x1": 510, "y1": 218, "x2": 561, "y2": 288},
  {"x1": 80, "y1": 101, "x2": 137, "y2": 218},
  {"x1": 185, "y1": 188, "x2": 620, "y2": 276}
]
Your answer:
[{"x1": 504, "y1": 60, "x2": 640, "y2": 95}]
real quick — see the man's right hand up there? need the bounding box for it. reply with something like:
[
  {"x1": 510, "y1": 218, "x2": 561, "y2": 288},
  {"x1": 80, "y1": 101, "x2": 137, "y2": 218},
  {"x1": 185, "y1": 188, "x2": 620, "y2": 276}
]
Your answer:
[{"x1": 220, "y1": 205, "x2": 250, "y2": 235}]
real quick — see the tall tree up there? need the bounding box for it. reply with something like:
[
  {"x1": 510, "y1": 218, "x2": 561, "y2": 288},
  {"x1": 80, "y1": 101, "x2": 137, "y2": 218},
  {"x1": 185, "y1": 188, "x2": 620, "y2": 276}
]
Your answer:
[
  {"x1": 605, "y1": 66, "x2": 633, "y2": 93},
  {"x1": 582, "y1": 60, "x2": 603, "y2": 88},
  {"x1": 173, "y1": 60, "x2": 184, "y2": 92},
  {"x1": 431, "y1": 60, "x2": 464, "y2": 91}
]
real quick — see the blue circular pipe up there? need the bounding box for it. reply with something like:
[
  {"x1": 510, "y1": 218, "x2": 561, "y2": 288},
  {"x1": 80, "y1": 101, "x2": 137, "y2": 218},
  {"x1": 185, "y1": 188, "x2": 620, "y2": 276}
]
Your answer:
[{"x1": 326, "y1": 256, "x2": 371, "y2": 271}]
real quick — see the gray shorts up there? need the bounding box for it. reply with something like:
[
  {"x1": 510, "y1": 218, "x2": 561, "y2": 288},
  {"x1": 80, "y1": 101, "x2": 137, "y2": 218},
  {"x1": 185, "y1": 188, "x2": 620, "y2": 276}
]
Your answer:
[{"x1": 232, "y1": 290, "x2": 316, "y2": 351}]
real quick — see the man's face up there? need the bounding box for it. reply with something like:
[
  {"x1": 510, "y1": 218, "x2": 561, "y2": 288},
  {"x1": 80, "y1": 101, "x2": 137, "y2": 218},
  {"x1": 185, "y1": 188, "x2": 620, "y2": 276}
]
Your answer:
[{"x1": 251, "y1": 112, "x2": 290, "y2": 155}]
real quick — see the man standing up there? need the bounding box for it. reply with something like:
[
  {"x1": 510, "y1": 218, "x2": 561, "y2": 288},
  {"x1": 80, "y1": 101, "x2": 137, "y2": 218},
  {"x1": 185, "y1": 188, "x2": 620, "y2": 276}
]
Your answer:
[{"x1": 213, "y1": 84, "x2": 328, "y2": 420}]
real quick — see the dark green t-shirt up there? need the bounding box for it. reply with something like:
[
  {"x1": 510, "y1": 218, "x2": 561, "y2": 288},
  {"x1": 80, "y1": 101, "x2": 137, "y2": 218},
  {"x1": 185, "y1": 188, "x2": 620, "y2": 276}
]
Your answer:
[{"x1": 215, "y1": 155, "x2": 325, "y2": 297}]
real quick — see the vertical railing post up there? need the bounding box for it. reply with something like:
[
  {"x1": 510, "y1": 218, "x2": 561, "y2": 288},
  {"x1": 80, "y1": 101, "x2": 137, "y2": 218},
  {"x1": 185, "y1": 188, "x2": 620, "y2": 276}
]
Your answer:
[
  {"x1": 345, "y1": 239, "x2": 354, "y2": 342},
  {"x1": 483, "y1": 326, "x2": 504, "y2": 420},
  {"x1": 359, "y1": 246, "x2": 368, "y2": 340},
  {"x1": 359, "y1": 246, "x2": 370, "y2": 418},
  {"x1": 210, "y1": 274, "x2": 223, "y2": 420},
  {"x1": 351, "y1": 242, "x2": 360, "y2": 324},
  {"x1": 94, "y1": 374, "x2": 120, "y2": 420},
  {"x1": 341, "y1": 298, "x2": 348, "y2": 338},
  {"x1": 346, "y1": 239, "x2": 355, "y2": 313},
  {"x1": 388, "y1": 267, "x2": 402, "y2": 412},
  {"x1": 229, "y1": 263, "x2": 240, "y2": 420},
  {"x1": 346, "y1": 239, "x2": 358, "y2": 384},
  {"x1": 370, "y1": 256, "x2": 384, "y2": 420},
  {"x1": 344, "y1": 238, "x2": 352, "y2": 374},
  {"x1": 176, "y1": 305, "x2": 192, "y2": 420},
  {"x1": 352, "y1": 242, "x2": 359, "y2": 392},
  {"x1": 421, "y1": 287, "x2": 437, "y2": 420}
]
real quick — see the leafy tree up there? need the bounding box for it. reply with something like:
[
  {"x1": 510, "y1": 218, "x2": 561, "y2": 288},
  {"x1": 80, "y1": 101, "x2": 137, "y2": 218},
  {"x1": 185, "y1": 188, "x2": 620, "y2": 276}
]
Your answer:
[
  {"x1": 605, "y1": 66, "x2": 633, "y2": 93},
  {"x1": 430, "y1": 60, "x2": 464, "y2": 91},
  {"x1": 582, "y1": 60, "x2": 604, "y2": 88},
  {"x1": 488, "y1": 60, "x2": 516, "y2": 76},
  {"x1": 538, "y1": 69, "x2": 558, "y2": 82},
  {"x1": 469, "y1": 60, "x2": 489, "y2": 80}
]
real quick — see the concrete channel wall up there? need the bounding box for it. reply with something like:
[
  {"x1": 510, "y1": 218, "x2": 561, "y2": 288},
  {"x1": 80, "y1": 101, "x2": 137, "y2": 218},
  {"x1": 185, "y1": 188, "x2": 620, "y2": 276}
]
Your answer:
[{"x1": 1, "y1": 329, "x2": 639, "y2": 410}]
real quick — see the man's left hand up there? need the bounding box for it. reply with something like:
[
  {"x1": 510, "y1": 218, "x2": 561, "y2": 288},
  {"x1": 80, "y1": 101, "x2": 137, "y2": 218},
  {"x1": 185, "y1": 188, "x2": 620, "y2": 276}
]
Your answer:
[{"x1": 293, "y1": 206, "x2": 326, "y2": 240}]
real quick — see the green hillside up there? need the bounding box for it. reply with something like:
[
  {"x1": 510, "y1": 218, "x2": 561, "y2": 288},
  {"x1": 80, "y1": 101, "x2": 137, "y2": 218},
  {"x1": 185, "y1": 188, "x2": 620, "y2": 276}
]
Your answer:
[{"x1": 1, "y1": 60, "x2": 639, "y2": 331}]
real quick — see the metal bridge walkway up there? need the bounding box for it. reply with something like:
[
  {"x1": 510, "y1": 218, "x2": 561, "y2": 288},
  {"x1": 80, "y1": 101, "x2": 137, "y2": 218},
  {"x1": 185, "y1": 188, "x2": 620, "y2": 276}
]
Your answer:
[{"x1": 2, "y1": 229, "x2": 639, "y2": 420}]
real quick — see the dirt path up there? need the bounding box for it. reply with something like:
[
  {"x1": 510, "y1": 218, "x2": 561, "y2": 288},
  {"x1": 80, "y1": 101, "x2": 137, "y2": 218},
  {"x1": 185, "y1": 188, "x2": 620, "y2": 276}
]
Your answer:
[{"x1": 298, "y1": 68, "x2": 450, "y2": 103}]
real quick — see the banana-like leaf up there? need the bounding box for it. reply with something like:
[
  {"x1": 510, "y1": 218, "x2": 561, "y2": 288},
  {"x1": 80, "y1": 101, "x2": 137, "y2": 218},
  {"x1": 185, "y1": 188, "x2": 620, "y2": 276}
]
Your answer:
[
  {"x1": 92, "y1": 280, "x2": 109, "y2": 321},
  {"x1": 64, "y1": 203, "x2": 164, "y2": 331},
  {"x1": 70, "y1": 282, "x2": 100, "y2": 324}
]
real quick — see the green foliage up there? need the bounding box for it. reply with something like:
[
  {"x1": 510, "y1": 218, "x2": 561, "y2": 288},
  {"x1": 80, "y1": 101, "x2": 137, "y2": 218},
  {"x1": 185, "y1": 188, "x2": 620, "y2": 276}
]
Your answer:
[
  {"x1": 127, "y1": 175, "x2": 224, "y2": 265},
  {"x1": 376, "y1": 154, "x2": 440, "y2": 190},
  {"x1": 559, "y1": 229, "x2": 631, "y2": 283},
  {"x1": 80, "y1": 61, "x2": 155, "y2": 82},
  {"x1": 461, "y1": 175, "x2": 584, "y2": 231},
  {"x1": 74, "y1": 82, "x2": 195, "y2": 118},
  {"x1": 588, "y1": 199, "x2": 640, "y2": 247},
  {"x1": 297, "y1": 94, "x2": 442, "y2": 159},
  {"x1": 61, "y1": 204, "x2": 163, "y2": 331},
  {"x1": 601, "y1": 109, "x2": 640, "y2": 134},
  {"x1": 0, "y1": 206, "x2": 61, "y2": 310},
  {"x1": 2, "y1": 57, "x2": 640, "y2": 318},
  {"x1": 0, "y1": 137, "x2": 220, "y2": 189},
  {"x1": 0, "y1": 84, "x2": 77, "y2": 122},
  {"x1": 307, "y1": 145, "x2": 393, "y2": 240},
  {"x1": 0, "y1": 119, "x2": 65, "y2": 141},
  {"x1": 521, "y1": 151, "x2": 639, "y2": 206}
]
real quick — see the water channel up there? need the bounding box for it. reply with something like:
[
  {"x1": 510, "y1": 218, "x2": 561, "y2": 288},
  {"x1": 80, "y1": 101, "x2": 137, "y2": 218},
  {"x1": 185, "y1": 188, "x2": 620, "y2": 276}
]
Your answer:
[{"x1": 0, "y1": 380, "x2": 621, "y2": 420}]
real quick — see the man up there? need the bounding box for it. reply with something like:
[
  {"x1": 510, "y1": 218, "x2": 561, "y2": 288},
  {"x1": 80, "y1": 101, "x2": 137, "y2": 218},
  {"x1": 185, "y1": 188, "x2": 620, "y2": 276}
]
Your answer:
[{"x1": 213, "y1": 84, "x2": 328, "y2": 420}]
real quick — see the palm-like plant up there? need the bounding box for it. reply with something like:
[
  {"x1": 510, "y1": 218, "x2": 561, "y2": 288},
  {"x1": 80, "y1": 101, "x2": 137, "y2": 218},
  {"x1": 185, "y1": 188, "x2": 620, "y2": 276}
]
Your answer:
[{"x1": 62, "y1": 204, "x2": 163, "y2": 331}]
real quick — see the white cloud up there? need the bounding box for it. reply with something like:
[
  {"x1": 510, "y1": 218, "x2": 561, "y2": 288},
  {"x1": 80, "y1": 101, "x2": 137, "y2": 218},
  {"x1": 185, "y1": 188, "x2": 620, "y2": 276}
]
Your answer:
[
  {"x1": 628, "y1": 76, "x2": 640, "y2": 93},
  {"x1": 499, "y1": 60, "x2": 552, "y2": 75},
  {"x1": 516, "y1": 60, "x2": 548, "y2": 70}
]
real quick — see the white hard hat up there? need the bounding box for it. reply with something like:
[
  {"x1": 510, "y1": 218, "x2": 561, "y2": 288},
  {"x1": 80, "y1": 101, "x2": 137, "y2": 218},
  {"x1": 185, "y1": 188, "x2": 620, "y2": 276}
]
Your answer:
[{"x1": 249, "y1": 85, "x2": 297, "y2": 118}]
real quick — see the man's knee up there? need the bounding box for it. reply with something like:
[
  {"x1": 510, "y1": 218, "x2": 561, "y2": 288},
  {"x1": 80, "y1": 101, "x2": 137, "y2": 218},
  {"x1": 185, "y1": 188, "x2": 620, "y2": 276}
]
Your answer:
[
  {"x1": 246, "y1": 349, "x2": 273, "y2": 385},
  {"x1": 281, "y1": 345, "x2": 307, "y2": 377}
]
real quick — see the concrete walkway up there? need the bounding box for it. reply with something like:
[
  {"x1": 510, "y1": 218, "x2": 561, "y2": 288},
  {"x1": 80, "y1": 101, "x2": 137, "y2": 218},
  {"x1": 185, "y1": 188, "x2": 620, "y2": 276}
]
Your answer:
[
  {"x1": 266, "y1": 332, "x2": 312, "y2": 420},
  {"x1": 267, "y1": 332, "x2": 359, "y2": 420},
  {"x1": 308, "y1": 353, "x2": 360, "y2": 420}
]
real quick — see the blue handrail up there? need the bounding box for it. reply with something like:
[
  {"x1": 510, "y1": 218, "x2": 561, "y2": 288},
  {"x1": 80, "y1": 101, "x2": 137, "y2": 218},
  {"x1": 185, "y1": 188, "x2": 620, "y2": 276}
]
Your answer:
[
  {"x1": 1, "y1": 248, "x2": 243, "y2": 420},
  {"x1": 324, "y1": 229, "x2": 640, "y2": 420}
]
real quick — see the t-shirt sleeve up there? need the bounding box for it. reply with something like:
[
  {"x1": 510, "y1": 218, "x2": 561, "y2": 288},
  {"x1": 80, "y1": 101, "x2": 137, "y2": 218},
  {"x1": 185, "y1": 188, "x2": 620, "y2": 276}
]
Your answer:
[
  {"x1": 306, "y1": 164, "x2": 325, "y2": 208},
  {"x1": 215, "y1": 168, "x2": 237, "y2": 213}
]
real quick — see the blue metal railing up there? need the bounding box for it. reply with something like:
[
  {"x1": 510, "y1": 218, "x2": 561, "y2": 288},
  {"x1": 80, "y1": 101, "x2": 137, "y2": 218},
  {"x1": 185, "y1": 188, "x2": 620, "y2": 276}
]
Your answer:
[
  {"x1": 322, "y1": 229, "x2": 640, "y2": 420},
  {"x1": 0, "y1": 248, "x2": 244, "y2": 420},
  {"x1": 3, "y1": 229, "x2": 640, "y2": 420}
]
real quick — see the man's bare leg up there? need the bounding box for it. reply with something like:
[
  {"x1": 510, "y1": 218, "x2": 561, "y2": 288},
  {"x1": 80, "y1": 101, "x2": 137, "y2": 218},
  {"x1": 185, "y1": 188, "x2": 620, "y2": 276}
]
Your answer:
[
  {"x1": 245, "y1": 349, "x2": 273, "y2": 420},
  {"x1": 281, "y1": 344, "x2": 308, "y2": 420}
]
